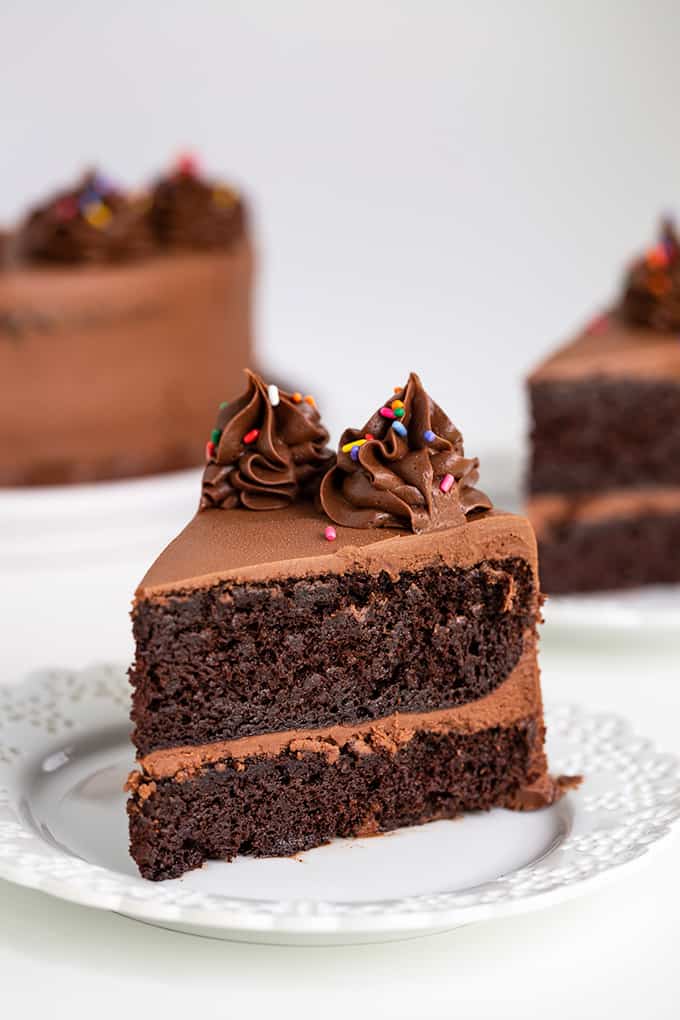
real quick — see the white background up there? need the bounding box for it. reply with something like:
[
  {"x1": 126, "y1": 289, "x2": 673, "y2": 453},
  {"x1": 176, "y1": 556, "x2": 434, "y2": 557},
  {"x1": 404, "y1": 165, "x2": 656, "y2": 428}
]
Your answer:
[
  {"x1": 1, "y1": 3, "x2": 679, "y2": 1016},
  {"x1": 4, "y1": 1, "x2": 680, "y2": 449}
]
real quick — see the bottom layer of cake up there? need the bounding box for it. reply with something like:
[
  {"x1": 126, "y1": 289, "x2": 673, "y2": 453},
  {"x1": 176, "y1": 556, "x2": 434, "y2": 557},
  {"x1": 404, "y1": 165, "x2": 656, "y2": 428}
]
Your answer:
[
  {"x1": 534, "y1": 511, "x2": 680, "y2": 593},
  {"x1": 127, "y1": 716, "x2": 570, "y2": 881}
]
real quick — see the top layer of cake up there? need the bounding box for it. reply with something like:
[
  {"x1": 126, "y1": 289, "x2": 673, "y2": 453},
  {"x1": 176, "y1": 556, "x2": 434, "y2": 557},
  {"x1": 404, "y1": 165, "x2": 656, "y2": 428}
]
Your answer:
[
  {"x1": 137, "y1": 503, "x2": 536, "y2": 594},
  {"x1": 132, "y1": 503, "x2": 539, "y2": 753},
  {"x1": 2, "y1": 155, "x2": 245, "y2": 267},
  {"x1": 138, "y1": 370, "x2": 514, "y2": 595},
  {"x1": 529, "y1": 312, "x2": 680, "y2": 384}
]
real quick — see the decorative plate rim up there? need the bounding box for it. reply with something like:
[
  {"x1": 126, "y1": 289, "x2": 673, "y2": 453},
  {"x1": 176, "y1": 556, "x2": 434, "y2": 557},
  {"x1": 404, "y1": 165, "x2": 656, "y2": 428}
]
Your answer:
[{"x1": 1, "y1": 664, "x2": 679, "y2": 934}]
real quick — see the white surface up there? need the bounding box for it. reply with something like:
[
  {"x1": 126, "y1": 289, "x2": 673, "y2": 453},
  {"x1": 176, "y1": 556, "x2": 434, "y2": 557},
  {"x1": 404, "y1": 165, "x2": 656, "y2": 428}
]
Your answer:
[
  {"x1": 0, "y1": 473, "x2": 679, "y2": 1011},
  {"x1": 4, "y1": 2, "x2": 680, "y2": 452},
  {"x1": 2, "y1": 1, "x2": 680, "y2": 1013},
  {"x1": 0, "y1": 471, "x2": 200, "y2": 680},
  {"x1": 5, "y1": 667, "x2": 677, "y2": 945},
  {"x1": 545, "y1": 584, "x2": 680, "y2": 631},
  {"x1": 0, "y1": 632, "x2": 679, "y2": 1015}
]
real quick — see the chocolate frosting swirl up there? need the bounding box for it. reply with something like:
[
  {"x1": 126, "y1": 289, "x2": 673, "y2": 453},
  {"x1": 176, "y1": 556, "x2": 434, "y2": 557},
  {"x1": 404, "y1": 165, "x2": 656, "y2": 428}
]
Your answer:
[
  {"x1": 320, "y1": 372, "x2": 492, "y2": 532},
  {"x1": 16, "y1": 171, "x2": 154, "y2": 264},
  {"x1": 620, "y1": 218, "x2": 680, "y2": 329},
  {"x1": 149, "y1": 164, "x2": 245, "y2": 251},
  {"x1": 201, "y1": 371, "x2": 334, "y2": 511}
]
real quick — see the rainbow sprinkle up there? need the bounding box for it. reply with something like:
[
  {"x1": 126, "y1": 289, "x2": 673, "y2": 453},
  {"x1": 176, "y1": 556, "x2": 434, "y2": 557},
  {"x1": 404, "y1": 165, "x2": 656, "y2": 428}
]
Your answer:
[
  {"x1": 379, "y1": 406, "x2": 396, "y2": 419},
  {"x1": 424, "y1": 429, "x2": 435, "y2": 443},
  {"x1": 646, "y1": 245, "x2": 669, "y2": 269},
  {"x1": 341, "y1": 438, "x2": 367, "y2": 453},
  {"x1": 206, "y1": 440, "x2": 216, "y2": 460},
  {"x1": 324, "y1": 525, "x2": 337, "y2": 542},
  {"x1": 92, "y1": 173, "x2": 114, "y2": 196},
  {"x1": 439, "y1": 473, "x2": 454, "y2": 494},
  {"x1": 219, "y1": 401, "x2": 229, "y2": 409},
  {"x1": 83, "y1": 201, "x2": 112, "y2": 229},
  {"x1": 350, "y1": 446, "x2": 360, "y2": 461},
  {"x1": 392, "y1": 421, "x2": 407, "y2": 437},
  {"x1": 292, "y1": 392, "x2": 303, "y2": 404},
  {"x1": 243, "y1": 428, "x2": 259, "y2": 444},
  {"x1": 54, "y1": 196, "x2": 78, "y2": 222},
  {"x1": 586, "y1": 313, "x2": 609, "y2": 336},
  {"x1": 267, "y1": 384, "x2": 280, "y2": 407},
  {"x1": 210, "y1": 428, "x2": 222, "y2": 445},
  {"x1": 304, "y1": 395, "x2": 316, "y2": 407},
  {"x1": 176, "y1": 153, "x2": 199, "y2": 177},
  {"x1": 212, "y1": 186, "x2": 237, "y2": 209}
]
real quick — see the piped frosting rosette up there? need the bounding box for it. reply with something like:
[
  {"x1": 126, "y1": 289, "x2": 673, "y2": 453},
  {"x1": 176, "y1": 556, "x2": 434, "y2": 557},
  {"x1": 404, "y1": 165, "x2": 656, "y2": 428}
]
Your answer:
[
  {"x1": 320, "y1": 372, "x2": 492, "y2": 533},
  {"x1": 200, "y1": 371, "x2": 334, "y2": 510},
  {"x1": 16, "y1": 170, "x2": 154, "y2": 264},
  {"x1": 620, "y1": 218, "x2": 680, "y2": 329}
]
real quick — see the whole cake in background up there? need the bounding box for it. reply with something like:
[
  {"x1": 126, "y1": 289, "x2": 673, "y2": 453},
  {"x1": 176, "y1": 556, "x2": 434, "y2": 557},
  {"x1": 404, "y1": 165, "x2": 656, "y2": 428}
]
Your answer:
[
  {"x1": 0, "y1": 155, "x2": 253, "y2": 486},
  {"x1": 127, "y1": 369, "x2": 577, "y2": 881},
  {"x1": 527, "y1": 219, "x2": 680, "y2": 593}
]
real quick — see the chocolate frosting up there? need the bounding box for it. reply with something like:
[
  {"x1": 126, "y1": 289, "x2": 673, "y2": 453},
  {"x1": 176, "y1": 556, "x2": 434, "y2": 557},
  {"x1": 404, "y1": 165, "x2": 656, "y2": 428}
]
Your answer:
[
  {"x1": 9, "y1": 159, "x2": 246, "y2": 267},
  {"x1": 201, "y1": 371, "x2": 334, "y2": 510},
  {"x1": 620, "y1": 218, "x2": 680, "y2": 329},
  {"x1": 149, "y1": 163, "x2": 245, "y2": 251},
  {"x1": 15, "y1": 171, "x2": 154, "y2": 264},
  {"x1": 320, "y1": 372, "x2": 492, "y2": 533}
]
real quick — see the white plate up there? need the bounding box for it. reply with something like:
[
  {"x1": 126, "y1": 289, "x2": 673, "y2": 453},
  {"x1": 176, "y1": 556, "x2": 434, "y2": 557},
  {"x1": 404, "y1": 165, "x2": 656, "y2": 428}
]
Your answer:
[
  {"x1": 1, "y1": 665, "x2": 679, "y2": 946},
  {"x1": 544, "y1": 585, "x2": 680, "y2": 631},
  {"x1": 0, "y1": 468, "x2": 201, "y2": 568},
  {"x1": 0, "y1": 470, "x2": 201, "y2": 680}
]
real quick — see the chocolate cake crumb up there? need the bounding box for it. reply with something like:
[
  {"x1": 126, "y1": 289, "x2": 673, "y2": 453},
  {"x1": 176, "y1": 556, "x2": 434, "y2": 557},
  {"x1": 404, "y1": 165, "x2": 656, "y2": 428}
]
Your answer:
[
  {"x1": 131, "y1": 558, "x2": 535, "y2": 755},
  {"x1": 128, "y1": 718, "x2": 548, "y2": 881}
]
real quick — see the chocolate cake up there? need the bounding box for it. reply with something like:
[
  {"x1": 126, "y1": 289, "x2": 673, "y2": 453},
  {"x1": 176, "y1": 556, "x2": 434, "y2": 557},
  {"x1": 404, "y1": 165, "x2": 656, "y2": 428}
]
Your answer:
[
  {"x1": 0, "y1": 157, "x2": 252, "y2": 485},
  {"x1": 527, "y1": 219, "x2": 680, "y2": 593},
  {"x1": 127, "y1": 370, "x2": 575, "y2": 881}
]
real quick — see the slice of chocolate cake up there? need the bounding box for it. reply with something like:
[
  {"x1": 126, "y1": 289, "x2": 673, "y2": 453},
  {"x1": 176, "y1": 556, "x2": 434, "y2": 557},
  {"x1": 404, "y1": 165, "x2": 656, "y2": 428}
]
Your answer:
[
  {"x1": 527, "y1": 218, "x2": 680, "y2": 593},
  {"x1": 127, "y1": 371, "x2": 574, "y2": 881}
]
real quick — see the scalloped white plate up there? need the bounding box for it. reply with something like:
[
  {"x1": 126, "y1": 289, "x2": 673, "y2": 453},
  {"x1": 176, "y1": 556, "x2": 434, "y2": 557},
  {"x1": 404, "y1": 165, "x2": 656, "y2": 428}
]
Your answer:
[{"x1": 1, "y1": 665, "x2": 679, "y2": 945}]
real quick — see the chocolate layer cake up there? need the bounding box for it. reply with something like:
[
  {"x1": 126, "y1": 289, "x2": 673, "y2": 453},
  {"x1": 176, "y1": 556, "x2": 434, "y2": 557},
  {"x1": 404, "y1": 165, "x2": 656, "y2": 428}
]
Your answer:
[
  {"x1": 0, "y1": 157, "x2": 252, "y2": 485},
  {"x1": 528, "y1": 219, "x2": 680, "y2": 593},
  {"x1": 128, "y1": 371, "x2": 575, "y2": 881}
]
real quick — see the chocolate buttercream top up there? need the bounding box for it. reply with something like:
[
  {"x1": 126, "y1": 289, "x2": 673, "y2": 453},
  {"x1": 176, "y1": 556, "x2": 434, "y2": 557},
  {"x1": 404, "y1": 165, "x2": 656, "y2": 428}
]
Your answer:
[
  {"x1": 15, "y1": 171, "x2": 154, "y2": 264},
  {"x1": 149, "y1": 155, "x2": 245, "y2": 251},
  {"x1": 8, "y1": 155, "x2": 246, "y2": 266},
  {"x1": 200, "y1": 371, "x2": 334, "y2": 511},
  {"x1": 320, "y1": 372, "x2": 492, "y2": 533},
  {"x1": 620, "y1": 218, "x2": 680, "y2": 329}
]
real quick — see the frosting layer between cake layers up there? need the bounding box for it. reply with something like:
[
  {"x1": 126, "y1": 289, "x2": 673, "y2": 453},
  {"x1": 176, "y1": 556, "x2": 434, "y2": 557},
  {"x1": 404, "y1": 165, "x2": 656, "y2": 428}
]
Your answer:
[
  {"x1": 133, "y1": 637, "x2": 543, "y2": 780},
  {"x1": 527, "y1": 486, "x2": 680, "y2": 534}
]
